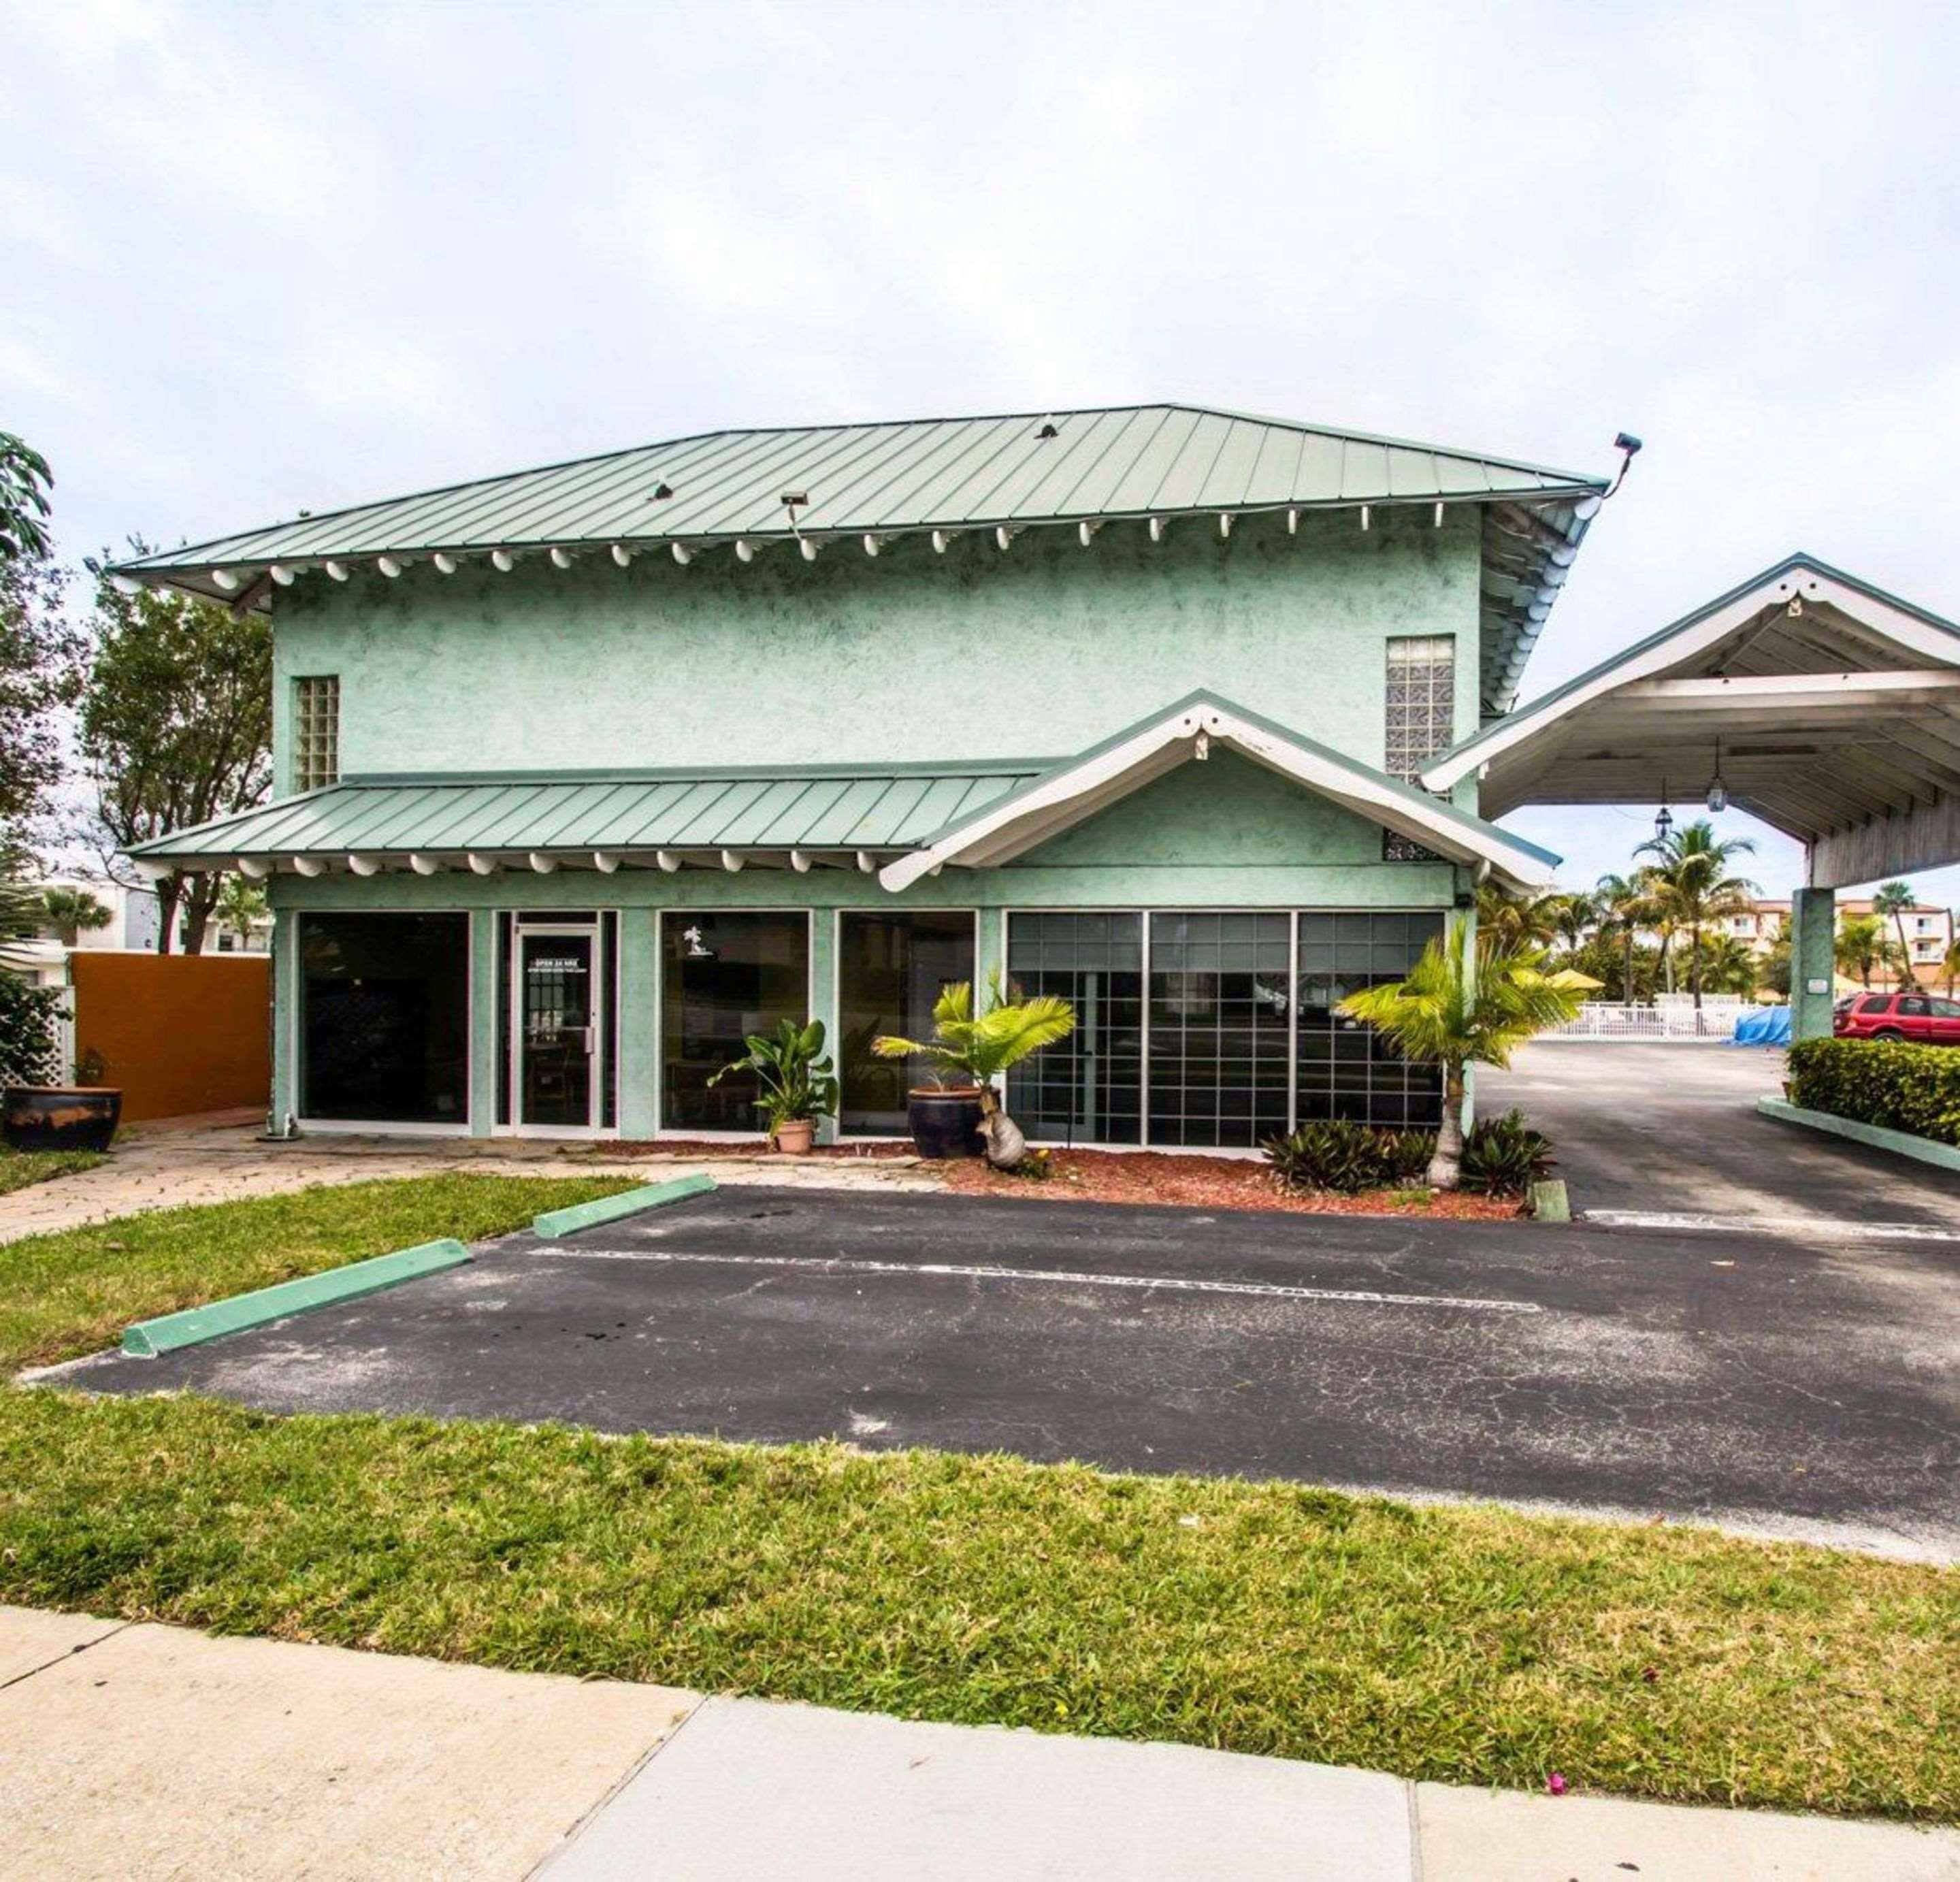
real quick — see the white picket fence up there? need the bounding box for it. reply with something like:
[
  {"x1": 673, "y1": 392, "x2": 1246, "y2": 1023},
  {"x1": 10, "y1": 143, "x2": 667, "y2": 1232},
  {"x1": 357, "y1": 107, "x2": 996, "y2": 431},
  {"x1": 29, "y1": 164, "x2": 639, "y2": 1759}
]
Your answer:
[{"x1": 1546, "y1": 997, "x2": 1761, "y2": 1041}]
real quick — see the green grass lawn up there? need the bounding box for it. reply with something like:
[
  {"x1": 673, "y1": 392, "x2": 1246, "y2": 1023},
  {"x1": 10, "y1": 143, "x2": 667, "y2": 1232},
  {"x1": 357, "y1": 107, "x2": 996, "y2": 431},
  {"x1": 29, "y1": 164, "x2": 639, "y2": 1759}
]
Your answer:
[
  {"x1": 0, "y1": 1172, "x2": 638, "y2": 1370},
  {"x1": 0, "y1": 1175, "x2": 1953, "y2": 1822},
  {"x1": 0, "y1": 1146, "x2": 107, "y2": 1197}
]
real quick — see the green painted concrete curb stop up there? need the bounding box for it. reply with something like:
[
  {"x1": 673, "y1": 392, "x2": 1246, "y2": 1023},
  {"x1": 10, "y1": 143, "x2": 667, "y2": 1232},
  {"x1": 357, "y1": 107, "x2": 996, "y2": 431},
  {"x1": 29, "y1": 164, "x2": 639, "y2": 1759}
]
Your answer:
[
  {"x1": 122, "y1": 1239, "x2": 473, "y2": 1359},
  {"x1": 532, "y1": 1173, "x2": 718, "y2": 1239},
  {"x1": 1757, "y1": 1097, "x2": 1960, "y2": 1173}
]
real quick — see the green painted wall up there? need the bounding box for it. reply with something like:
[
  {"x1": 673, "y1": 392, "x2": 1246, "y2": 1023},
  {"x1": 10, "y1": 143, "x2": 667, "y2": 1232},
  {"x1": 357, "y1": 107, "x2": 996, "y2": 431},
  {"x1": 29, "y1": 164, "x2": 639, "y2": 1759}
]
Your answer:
[{"x1": 270, "y1": 508, "x2": 1482, "y2": 785}]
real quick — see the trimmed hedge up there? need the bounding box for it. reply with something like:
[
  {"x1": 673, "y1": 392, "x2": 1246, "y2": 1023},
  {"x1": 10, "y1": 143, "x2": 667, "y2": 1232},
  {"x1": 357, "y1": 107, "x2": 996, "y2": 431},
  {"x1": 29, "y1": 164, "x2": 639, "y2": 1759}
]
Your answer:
[{"x1": 1785, "y1": 1037, "x2": 1960, "y2": 1146}]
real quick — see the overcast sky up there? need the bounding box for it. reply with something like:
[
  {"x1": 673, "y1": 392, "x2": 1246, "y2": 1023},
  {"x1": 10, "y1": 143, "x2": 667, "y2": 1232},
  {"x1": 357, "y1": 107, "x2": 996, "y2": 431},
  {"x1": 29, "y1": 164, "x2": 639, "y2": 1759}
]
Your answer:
[{"x1": 7, "y1": 0, "x2": 1959, "y2": 903}]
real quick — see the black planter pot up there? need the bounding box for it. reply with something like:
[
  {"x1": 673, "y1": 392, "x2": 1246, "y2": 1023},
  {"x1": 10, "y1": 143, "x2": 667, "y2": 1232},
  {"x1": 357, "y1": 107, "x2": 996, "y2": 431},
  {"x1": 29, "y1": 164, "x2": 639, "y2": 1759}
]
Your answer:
[
  {"x1": 3, "y1": 1086, "x2": 122, "y2": 1153},
  {"x1": 906, "y1": 1086, "x2": 986, "y2": 1160}
]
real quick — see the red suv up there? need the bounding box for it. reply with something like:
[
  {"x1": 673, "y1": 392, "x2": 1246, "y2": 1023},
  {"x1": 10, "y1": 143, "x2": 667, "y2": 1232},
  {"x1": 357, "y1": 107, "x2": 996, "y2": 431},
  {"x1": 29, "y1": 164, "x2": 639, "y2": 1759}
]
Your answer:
[{"x1": 1833, "y1": 992, "x2": 1960, "y2": 1043}]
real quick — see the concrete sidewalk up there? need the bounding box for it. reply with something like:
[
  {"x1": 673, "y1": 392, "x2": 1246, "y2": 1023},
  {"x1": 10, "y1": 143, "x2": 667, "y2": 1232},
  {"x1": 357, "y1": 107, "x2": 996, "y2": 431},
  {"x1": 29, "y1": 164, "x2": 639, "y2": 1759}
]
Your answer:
[
  {"x1": 0, "y1": 1121, "x2": 939, "y2": 1244},
  {"x1": 1, "y1": 1609, "x2": 1951, "y2": 1881}
]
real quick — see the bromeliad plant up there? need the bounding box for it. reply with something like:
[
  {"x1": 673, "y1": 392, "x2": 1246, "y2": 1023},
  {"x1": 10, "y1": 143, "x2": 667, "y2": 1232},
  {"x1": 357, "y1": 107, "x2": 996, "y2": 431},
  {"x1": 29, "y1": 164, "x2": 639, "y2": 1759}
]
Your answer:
[
  {"x1": 1337, "y1": 920, "x2": 1590, "y2": 1190},
  {"x1": 871, "y1": 974, "x2": 1075, "y2": 1168},
  {"x1": 708, "y1": 1017, "x2": 840, "y2": 1142}
]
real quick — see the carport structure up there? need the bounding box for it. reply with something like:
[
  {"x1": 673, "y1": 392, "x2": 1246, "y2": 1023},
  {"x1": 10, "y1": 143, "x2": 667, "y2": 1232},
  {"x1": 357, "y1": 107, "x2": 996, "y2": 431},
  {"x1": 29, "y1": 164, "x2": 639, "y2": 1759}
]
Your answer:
[{"x1": 1424, "y1": 553, "x2": 1960, "y2": 1039}]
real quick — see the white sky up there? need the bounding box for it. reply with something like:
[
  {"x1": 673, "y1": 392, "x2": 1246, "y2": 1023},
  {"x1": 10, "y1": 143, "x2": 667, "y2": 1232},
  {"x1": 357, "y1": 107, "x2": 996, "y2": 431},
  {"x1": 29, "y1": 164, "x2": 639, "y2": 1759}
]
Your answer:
[{"x1": 6, "y1": 0, "x2": 1959, "y2": 905}]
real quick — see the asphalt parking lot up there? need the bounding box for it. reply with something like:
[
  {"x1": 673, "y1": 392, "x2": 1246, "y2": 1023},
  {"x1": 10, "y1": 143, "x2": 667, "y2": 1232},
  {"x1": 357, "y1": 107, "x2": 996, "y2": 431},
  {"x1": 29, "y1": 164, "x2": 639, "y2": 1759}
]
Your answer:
[{"x1": 52, "y1": 1182, "x2": 1960, "y2": 1561}]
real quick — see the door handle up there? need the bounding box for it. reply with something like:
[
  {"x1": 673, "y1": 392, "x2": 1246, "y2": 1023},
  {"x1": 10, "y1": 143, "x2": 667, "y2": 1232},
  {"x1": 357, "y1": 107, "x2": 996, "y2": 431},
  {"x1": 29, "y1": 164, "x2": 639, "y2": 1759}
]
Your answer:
[{"x1": 582, "y1": 1027, "x2": 595, "y2": 1056}]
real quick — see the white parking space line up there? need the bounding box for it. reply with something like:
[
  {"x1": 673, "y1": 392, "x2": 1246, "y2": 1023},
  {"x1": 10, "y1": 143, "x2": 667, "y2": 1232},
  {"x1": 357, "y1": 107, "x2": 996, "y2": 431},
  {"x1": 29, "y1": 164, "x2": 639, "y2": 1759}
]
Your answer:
[
  {"x1": 534, "y1": 1248, "x2": 1542, "y2": 1314},
  {"x1": 1585, "y1": 1210, "x2": 1960, "y2": 1244}
]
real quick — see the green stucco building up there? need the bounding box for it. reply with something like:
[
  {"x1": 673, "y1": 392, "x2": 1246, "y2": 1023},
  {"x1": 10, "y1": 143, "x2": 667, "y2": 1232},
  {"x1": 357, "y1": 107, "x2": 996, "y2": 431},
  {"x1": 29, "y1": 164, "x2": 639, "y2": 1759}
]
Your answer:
[{"x1": 114, "y1": 405, "x2": 1605, "y2": 1145}]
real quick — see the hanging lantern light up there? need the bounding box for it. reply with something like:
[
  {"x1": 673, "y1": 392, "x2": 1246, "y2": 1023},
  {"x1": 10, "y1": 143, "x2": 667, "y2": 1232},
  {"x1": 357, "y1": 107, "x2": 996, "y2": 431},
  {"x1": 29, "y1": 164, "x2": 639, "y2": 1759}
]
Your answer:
[
  {"x1": 1705, "y1": 738, "x2": 1729, "y2": 815},
  {"x1": 1654, "y1": 777, "x2": 1674, "y2": 844}
]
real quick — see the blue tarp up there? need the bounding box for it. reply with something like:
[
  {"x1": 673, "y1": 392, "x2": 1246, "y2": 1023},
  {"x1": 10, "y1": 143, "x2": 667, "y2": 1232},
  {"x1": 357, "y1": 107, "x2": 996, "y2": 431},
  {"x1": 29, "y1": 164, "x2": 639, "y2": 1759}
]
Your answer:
[{"x1": 1731, "y1": 1005, "x2": 1792, "y2": 1046}]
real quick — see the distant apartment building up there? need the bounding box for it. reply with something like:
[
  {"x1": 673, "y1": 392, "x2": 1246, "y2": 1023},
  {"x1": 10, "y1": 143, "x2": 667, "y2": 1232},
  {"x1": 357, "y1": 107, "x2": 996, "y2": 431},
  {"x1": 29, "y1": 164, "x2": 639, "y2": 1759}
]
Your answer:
[{"x1": 1730, "y1": 897, "x2": 1953, "y2": 988}]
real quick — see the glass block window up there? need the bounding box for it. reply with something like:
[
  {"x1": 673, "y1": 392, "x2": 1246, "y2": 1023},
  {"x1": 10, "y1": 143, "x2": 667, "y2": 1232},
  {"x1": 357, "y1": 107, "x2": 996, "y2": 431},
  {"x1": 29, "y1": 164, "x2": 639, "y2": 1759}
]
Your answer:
[
  {"x1": 1294, "y1": 911, "x2": 1446, "y2": 1126},
  {"x1": 1147, "y1": 912, "x2": 1292, "y2": 1149},
  {"x1": 293, "y1": 675, "x2": 340, "y2": 792},
  {"x1": 1384, "y1": 636, "x2": 1453, "y2": 862},
  {"x1": 1005, "y1": 913, "x2": 1143, "y2": 1145}
]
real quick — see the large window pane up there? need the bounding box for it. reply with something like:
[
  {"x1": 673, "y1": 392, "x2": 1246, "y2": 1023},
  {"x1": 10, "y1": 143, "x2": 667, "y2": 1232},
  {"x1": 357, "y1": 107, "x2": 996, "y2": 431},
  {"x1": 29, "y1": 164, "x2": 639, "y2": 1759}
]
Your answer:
[
  {"x1": 838, "y1": 911, "x2": 975, "y2": 1134},
  {"x1": 299, "y1": 912, "x2": 469, "y2": 1123},
  {"x1": 662, "y1": 912, "x2": 808, "y2": 1131},
  {"x1": 1294, "y1": 910, "x2": 1446, "y2": 1126},
  {"x1": 1147, "y1": 912, "x2": 1291, "y2": 1148},
  {"x1": 1005, "y1": 913, "x2": 1143, "y2": 1144}
]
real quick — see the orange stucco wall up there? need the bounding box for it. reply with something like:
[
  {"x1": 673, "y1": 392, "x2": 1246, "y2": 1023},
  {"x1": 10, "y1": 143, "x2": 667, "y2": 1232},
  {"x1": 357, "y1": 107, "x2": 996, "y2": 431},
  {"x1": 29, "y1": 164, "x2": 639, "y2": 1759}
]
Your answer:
[{"x1": 69, "y1": 952, "x2": 271, "y2": 1123}]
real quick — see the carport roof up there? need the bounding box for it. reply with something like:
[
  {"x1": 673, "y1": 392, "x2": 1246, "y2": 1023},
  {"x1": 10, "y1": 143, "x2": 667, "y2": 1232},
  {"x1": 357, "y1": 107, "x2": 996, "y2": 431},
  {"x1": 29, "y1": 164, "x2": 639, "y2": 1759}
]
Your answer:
[{"x1": 1423, "y1": 553, "x2": 1960, "y2": 885}]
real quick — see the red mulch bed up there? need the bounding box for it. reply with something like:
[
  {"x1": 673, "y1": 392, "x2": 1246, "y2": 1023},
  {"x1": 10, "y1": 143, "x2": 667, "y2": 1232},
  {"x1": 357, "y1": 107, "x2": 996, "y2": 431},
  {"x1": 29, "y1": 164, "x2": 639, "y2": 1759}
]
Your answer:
[
  {"x1": 940, "y1": 1148, "x2": 1523, "y2": 1218},
  {"x1": 603, "y1": 1139, "x2": 919, "y2": 1161}
]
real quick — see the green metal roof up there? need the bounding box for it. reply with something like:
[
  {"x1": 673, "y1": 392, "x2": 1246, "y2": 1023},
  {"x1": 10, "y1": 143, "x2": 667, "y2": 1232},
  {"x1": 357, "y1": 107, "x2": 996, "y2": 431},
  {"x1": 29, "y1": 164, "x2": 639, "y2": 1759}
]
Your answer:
[
  {"x1": 110, "y1": 403, "x2": 1607, "y2": 715},
  {"x1": 133, "y1": 764, "x2": 1041, "y2": 864}
]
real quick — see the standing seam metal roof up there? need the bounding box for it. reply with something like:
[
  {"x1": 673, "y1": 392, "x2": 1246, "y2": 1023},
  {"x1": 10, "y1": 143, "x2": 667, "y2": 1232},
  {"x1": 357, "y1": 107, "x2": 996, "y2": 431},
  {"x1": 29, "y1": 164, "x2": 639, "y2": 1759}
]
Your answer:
[
  {"x1": 110, "y1": 403, "x2": 1607, "y2": 715},
  {"x1": 131, "y1": 766, "x2": 1046, "y2": 862}
]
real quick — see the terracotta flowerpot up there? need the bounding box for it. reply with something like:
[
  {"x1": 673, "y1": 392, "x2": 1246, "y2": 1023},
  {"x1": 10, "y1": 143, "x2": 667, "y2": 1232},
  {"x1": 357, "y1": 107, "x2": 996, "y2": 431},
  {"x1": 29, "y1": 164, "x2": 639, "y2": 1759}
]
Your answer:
[
  {"x1": 772, "y1": 1118, "x2": 816, "y2": 1155},
  {"x1": 3, "y1": 1086, "x2": 122, "y2": 1153},
  {"x1": 907, "y1": 1086, "x2": 986, "y2": 1160}
]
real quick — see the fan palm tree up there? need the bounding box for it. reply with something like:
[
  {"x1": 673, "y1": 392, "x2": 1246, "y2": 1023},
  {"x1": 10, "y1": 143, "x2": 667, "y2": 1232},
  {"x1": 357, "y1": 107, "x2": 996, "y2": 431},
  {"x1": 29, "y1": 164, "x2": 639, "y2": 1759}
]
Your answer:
[
  {"x1": 40, "y1": 886, "x2": 112, "y2": 947},
  {"x1": 1337, "y1": 921, "x2": 1592, "y2": 1190},
  {"x1": 871, "y1": 973, "x2": 1074, "y2": 1168},
  {"x1": 1635, "y1": 819, "x2": 1759, "y2": 1019},
  {"x1": 1871, "y1": 881, "x2": 1917, "y2": 988}
]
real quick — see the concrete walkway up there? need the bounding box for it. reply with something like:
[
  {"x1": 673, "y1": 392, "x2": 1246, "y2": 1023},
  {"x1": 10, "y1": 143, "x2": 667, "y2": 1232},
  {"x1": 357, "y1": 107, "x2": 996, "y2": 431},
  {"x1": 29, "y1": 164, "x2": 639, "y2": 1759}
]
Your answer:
[
  {"x1": 1, "y1": 1609, "x2": 1950, "y2": 1881},
  {"x1": 0, "y1": 1121, "x2": 941, "y2": 1244}
]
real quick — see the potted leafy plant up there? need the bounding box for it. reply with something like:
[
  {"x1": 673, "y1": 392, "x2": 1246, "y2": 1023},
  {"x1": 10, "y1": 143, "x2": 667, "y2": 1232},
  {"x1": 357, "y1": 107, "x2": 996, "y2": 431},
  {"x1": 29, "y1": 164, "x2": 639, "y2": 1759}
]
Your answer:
[
  {"x1": 708, "y1": 1017, "x2": 839, "y2": 1154},
  {"x1": 872, "y1": 975, "x2": 1074, "y2": 1167}
]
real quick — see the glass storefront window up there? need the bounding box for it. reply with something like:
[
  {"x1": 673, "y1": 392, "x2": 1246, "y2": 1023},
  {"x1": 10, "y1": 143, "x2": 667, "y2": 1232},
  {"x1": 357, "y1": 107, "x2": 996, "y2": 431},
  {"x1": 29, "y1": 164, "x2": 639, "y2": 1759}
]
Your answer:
[
  {"x1": 1005, "y1": 913, "x2": 1144, "y2": 1144},
  {"x1": 299, "y1": 912, "x2": 470, "y2": 1122},
  {"x1": 1147, "y1": 912, "x2": 1292, "y2": 1148},
  {"x1": 838, "y1": 911, "x2": 975, "y2": 1134},
  {"x1": 1294, "y1": 911, "x2": 1446, "y2": 1125},
  {"x1": 661, "y1": 912, "x2": 809, "y2": 1131}
]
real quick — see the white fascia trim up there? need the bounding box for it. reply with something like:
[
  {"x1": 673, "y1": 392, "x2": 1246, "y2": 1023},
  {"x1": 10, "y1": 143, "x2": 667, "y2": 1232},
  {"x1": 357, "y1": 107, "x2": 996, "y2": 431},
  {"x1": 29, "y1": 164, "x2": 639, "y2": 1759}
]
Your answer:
[
  {"x1": 881, "y1": 702, "x2": 1554, "y2": 892},
  {"x1": 1424, "y1": 569, "x2": 1960, "y2": 792}
]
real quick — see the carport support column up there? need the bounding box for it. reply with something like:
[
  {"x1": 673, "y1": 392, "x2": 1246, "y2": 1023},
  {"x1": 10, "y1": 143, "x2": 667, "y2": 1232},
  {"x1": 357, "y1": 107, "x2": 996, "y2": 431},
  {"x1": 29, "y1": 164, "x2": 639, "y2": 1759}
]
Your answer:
[
  {"x1": 1790, "y1": 885, "x2": 1836, "y2": 1041},
  {"x1": 810, "y1": 909, "x2": 839, "y2": 1145}
]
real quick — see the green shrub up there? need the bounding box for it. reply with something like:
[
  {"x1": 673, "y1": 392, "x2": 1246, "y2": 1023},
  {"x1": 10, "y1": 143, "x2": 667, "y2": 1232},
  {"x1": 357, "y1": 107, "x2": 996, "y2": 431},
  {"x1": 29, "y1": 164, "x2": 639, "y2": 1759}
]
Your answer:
[
  {"x1": 0, "y1": 975, "x2": 65, "y2": 1088},
  {"x1": 1265, "y1": 1120, "x2": 1437, "y2": 1193},
  {"x1": 1786, "y1": 1037, "x2": 1960, "y2": 1145},
  {"x1": 1460, "y1": 1108, "x2": 1554, "y2": 1195}
]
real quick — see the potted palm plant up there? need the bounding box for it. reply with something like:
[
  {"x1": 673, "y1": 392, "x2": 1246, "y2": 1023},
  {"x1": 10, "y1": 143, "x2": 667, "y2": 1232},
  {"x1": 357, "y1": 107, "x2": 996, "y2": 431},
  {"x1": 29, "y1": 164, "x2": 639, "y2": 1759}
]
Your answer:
[
  {"x1": 872, "y1": 975, "x2": 1074, "y2": 1167},
  {"x1": 1338, "y1": 920, "x2": 1590, "y2": 1190},
  {"x1": 708, "y1": 1017, "x2": 839, "y2": 1154}
]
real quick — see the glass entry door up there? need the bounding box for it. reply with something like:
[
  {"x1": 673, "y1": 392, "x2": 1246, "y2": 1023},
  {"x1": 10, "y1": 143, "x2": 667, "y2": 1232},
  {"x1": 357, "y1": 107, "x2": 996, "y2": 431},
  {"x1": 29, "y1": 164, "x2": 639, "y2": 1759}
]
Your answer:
[{"x1": 514, "y1": 925, "x2": 600, "y2": 1130}]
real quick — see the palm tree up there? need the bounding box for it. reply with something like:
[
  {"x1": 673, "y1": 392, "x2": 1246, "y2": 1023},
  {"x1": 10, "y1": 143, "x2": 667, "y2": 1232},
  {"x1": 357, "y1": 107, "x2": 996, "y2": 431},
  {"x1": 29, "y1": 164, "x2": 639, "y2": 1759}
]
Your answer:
[
  {"x1": 40, "y1": 886, "x2": 112, "y2": 947},
  {"x1": 1635, "y1": 819, "x2": 1759, "y2": 1019},
  {"x1": 1475, "y1": 883, "x2": 1567, "y2": 953},
  {"x1": 871, "y1": 973, "x2": 1074, "y2": 1167},
  {"x1": 1550, "y1": 890, "x2": 1597, "y2": 954},
  {"x1": 1944, "y1": 919, "x2": 1960, "y2": 997},
  {"x1": 1871, "y1": 881, "x2": 1917, "y2": 989},
  {"x1": 1835, "y1": 913, "x2": 1889, "y2": 990},
  {"x1": 0, "y1": 432, "x2": 53, "y2": 563},
  {"x1": 1337, "y1": 922, "x2": 1592, "y2": 1190},
  {"x1": 1593, "y1": 871, "x2": 1649, "y2": 1003},
  {"x1": 1697, "y1": 932, "x2": 1762, "y2": 998}
]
